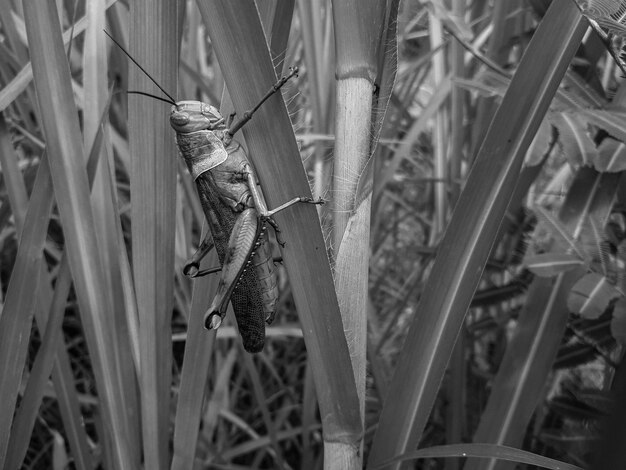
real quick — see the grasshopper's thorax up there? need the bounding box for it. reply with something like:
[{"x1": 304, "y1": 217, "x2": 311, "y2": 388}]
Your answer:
[
  {"x1": 171, "y1": 101, "x2": 229, "y2": 179},
  {"x1": 170, "y1": 101, "x2": 227, "y2": 134}
]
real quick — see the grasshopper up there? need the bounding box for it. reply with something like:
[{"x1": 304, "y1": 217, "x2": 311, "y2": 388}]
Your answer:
[{"x1": 106, "y1": 32, "x2": 323, "y2": 352}]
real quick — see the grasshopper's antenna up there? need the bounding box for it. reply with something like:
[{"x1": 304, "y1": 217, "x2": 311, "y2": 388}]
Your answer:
[
  {"x1": 104, "y1": 30, "x2": 177, "y2": 106},
  {"x1": 127, "y1": 91, "x2": 177, "y2": 106}
]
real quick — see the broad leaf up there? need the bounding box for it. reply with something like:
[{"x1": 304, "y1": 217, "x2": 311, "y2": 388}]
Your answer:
[
  {"x1": 525, "y1": 253, "x2": 585, "y2": 277},
  {"x1": 567, "y1": 272, "x2": 621, "y2": 319},
  {"x1": 594, "y1": 137, "x2": 626, "y2": 172},
  {"x1": 551, "y1": 112, "x2": 598, "y2": 167}
]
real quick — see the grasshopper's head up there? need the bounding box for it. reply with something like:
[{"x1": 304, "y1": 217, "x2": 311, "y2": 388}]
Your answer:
[{"x1": 170, "y1": 101, "x2": 226, "y2": 133}]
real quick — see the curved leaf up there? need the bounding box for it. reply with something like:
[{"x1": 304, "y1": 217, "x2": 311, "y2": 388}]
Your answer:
[
  {"x1": 525, "y1": 252, "x2": 585, "y2": 277},
  {"x1": 595, "y1": 137, "x2": 626, "y2": 172},
  {"x1": 567, "y1": 272, "x2": 621, "y2": 319}
]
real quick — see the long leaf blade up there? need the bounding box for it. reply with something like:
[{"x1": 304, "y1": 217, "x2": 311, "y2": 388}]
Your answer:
[
  {"x1": 367, "y1": 2, "x2": 588, "y2": 468},
  {"x1": 196, "y1": 0, "x2": 362, "y2": 444}
]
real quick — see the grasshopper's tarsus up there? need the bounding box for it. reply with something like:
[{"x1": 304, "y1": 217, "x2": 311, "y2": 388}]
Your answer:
[
  {"x1": 183, "y1": 235, "x2": 216, "y2": 277},
  {"x1": 264, "y1": 217, "x2": 285, "y2": 246},
  {"x1": 205, "y1": 312, "x2": 222, "y2": 330},
  {"x1": 183, "y1": 262, "x2": 200, "y2": 277},
  {"x1": 301, "y1": 196, "x2": 326, "y2": 205}
]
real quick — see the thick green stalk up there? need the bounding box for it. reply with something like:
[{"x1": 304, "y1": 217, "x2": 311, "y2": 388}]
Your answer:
[{"x1": 330, "y1": 2, "x2": 397, "y2": 467}]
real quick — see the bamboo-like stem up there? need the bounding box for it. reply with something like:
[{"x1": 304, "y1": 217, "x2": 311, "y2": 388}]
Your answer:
[
  {"x1": 332, "y1": 78, "x2": 374, "y2": 249},
  {"x1": 329, "y1": 1, "x2": 396, "y2": 466},
  {"x1": 331, "y1": 77, "x2": 374, "y2": 468}
]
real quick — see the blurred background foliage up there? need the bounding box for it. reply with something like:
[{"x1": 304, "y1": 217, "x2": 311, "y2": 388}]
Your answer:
[{"x1": 0, "y1": 0, "x2": 625, "y2": 469}]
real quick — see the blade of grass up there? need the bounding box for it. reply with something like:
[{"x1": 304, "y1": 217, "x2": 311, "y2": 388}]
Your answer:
[
  {"x1": 23, "y1": 0, "x2": 135, "y2": 467},
  {"x1": 84, "y1": 3, "x2": 141, "y2": 462},
  {"x1": 0, "y1": 0, "x2": 117, "y2": 113},
  {"x1": 242, "y1": 353, "x2": 286, "y2": 468},
  {"x1": 3, "y1": 95, "x2": 112, "y2": 469},
  {"x1": 366, "y1": 2, "x2": 588, "y2": 468},
  {"x1": 446, "y1": 6, "x2": 468, "y2": 462},
  {"x1": 170, "y1": 231, "x2": 218, "y2": 470},
  {"x1": 0, "y1": 118, "x2": 92, "y2": 470},
  {"x1": 196, "y1": 0, "x2": 362, "y2": 450},
  {"x1": 5, "y1": 255, "x2": 73, "y2": 469},
  {"x1": 128, "y1": 2, "x2": 178, "y2": 468},
  {"x1": 428, "y1": 9, "x2": 448, "y2": 240},
  {"x1": 0, "y1": 153, "x2": 54, "y2": 466},
  {"x1": 371, "y1": 443, "x2": 584, "y2": 470},
  {"x1": 6, "y1": 91, "x2": 123, "y2": 469},
  {"x1": 469, "y1": 1, "x2": 518, "y2": 155}
]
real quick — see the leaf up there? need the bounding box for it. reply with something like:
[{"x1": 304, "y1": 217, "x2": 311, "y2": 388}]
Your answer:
[
  {"x1": 550, "y1": 112, "x2": 598, "y2": 167},
  {"x1": 128, "y1": 2, "x2": 178, "y2": 468},
  {"x1": 594, "y1": 137, "x2": 626, "y2": 172},
  {"x1": 366, "y1": 2, "x2": 588, "y2": 467},
  {"x1": 533, "y1": 205, "x2": 588, "y2": 261},
  {"x1": 197, "y1": 0, "x2": 362, "y2": 448},
  {"x1": 371, "y1": 443, "x2": 584, "y2": 470},
  {"x1": 24, "y1": 2, "x2": 136, "y2": 467},
  {"x1": 525, "y1": 253, "x2": 585, "y2": 277},
  {"x1": 567, "y1": 272, "x2": 621, "y2": 319},
  {"x1": 580, "y1": 108, "x2": 626, "y2": 142}
]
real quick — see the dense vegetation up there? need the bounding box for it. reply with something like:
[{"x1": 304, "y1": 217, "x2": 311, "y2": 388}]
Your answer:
[{"x1": 0, "y1": 0, "x2": 625, "y2": 469}]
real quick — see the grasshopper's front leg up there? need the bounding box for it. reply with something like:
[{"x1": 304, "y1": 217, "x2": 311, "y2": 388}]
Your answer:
[{"x1": 183, "y1": 232, "x2": 215, "y2": 277}]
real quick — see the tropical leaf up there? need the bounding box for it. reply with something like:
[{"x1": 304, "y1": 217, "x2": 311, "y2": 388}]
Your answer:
[
  {"x1": 532, "y1": 206, "x2": 588, "y2": 261},
  {"x1": 567, "y1": 272, "x2": 622, "y2": 319},
  {"x1": 371, "y1": 443, "x2": 584, "y2": 470},
  {"x1": 580, "y1": 108, "x2": 626, "y2": 142},
  {"x1": 525, "y1": 252, "x2": 585, "y2": 277},
  {"x1": 594, "y1": 137, "x2": 626, "y2": 172},
  {"x1": 550, "y1": 112, "x2": 598, "y2": 167}
]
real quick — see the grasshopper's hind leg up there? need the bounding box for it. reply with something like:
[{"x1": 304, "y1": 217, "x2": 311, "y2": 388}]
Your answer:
[{"x1": 204, "y1": 209, "x2": 260, "y2": 330}]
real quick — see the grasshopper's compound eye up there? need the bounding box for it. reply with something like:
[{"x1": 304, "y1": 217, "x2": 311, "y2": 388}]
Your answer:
[{"x1": 170, "y1": 112, "x2": 190, "y2": 127}]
